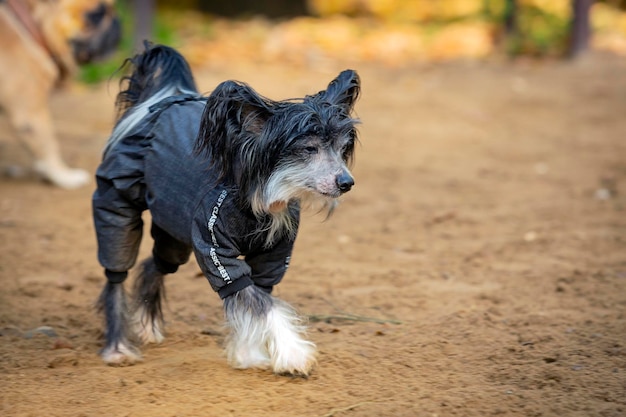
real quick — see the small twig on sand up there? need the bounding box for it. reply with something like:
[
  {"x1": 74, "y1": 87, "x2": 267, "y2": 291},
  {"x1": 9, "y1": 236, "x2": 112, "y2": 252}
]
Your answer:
[
  {"x1": 320, "y1": 401, "x2": 372, "y2": 417},
  {"x1": 307, "y1": 313, "x2": 402, "y2": 325},
  {"x1": 309, "y1": 299, "x2": 402, "y2": 325},
  {"x1": 320, "y1": 400, "x2": 413, "y2": 416}
]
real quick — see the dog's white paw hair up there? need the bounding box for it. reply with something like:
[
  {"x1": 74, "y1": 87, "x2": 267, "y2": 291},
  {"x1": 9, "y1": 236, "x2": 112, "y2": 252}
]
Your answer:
[
  {"x1": 265, "y1": 301, "x2": 317, "y2": 376},
  {"x1": 225, "y1": 297, "x2": 316, "y2": 376},
  {"x1": 34, "y1": 161, "x2": 90, "y2": 189},
  {"x1": 226, "y1": 339, "x2": 272, "y2": 370},
  {"x1": 224, "y1": 313, "x2": 272, "y2": 370},
  {"x1": 132, "y1": 307, "x2": 165, "y2": 345},
  {"x1": 101, "y1": 341, "x2": 142, "y2": 366}
]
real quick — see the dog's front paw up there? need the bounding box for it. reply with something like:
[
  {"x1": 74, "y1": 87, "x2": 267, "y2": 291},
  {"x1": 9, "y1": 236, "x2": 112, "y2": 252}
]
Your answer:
[
  {"x1": 226, "y1": 342, "x2": 272, "y2": 370},
  {"x1": 101, "y1": 342, "x2": 142, "y2": 366},
  {"x1": 34, "y1": 161, "x2": 90, "y2": 189},
  {"x1": 269, "y1": 336, "x2": 317, "y2": 376},
  {"x1": 266, "y1": 302, "x2": 317, "y2": 376}
]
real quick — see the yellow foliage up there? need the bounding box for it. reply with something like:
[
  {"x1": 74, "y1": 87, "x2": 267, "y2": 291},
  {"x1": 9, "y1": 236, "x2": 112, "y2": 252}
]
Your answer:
[
  {"x1": 362, "y1": 0, "x2": 434, "y2": 21},
  {"x1": 434, "y1": 0, "x2": 483, "y2": 20},
  {"x1": 362, "y1": 0, "x2": 398, "y2": 18},
  {"x1": 520, "y1": 0, "x2": 570, "y2": 18},
  {"x1": 308, "y1": 0, "x2": 483, "y2": 21},
  {"x1": 264, "y1": 16, "x2": 364, "y2": 65},
  {"x1": 591, "y1": 3, "x2": 624, "y2": 32},
  {"x1": 306, "y1": 0, "x2": 361, "y2": 16},
  {"x1": 262, "y1": 16, "x2": 496, "y2": 67},
  {"x1": 427, "y1": 22, "x2": 494, "y2": 61},
  {"x1": 158, "y1": 0, "x2": 626, "y2": 69},
  {"x1": 483, "y1": 0, "x2": 505, "y2": 17},
  {"x1": 590, "y1": 3, "x2": 626, "y2": 56},
  {"x1": 358, "y1": 24, "x2": 425, "y2": 65}
]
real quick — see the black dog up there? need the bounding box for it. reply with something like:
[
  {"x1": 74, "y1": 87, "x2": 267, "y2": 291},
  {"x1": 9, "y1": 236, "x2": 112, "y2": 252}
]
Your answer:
[{"x1": 93, "y1": 43, "x2": 360, "y2": 376}]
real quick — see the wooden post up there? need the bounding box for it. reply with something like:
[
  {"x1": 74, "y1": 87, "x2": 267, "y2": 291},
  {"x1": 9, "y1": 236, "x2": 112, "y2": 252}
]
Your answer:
[
  {"x1": 133, "y1": 0, "x2": 155, "y2": 51},
  {"x1": 570, "y1": 0, "x2": 592, "y2": 58}
]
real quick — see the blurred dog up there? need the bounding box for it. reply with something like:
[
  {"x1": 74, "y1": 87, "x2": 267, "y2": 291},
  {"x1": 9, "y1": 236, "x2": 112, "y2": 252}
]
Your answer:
[
  {"x1": 93, "y1": 44, "x2": 360, "y2": 375},
  {"x1": 0, "y1": 0, "x2": 121, "y2": 188}
]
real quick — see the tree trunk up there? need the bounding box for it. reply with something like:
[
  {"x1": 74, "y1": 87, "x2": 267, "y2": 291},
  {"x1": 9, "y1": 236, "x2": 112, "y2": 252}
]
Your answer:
[
  {"x1": 570, "y1": 0, "x2": 592, "y2": 58},
  {"x1": 133, "y1": 0, "x2": 155, "y2": 51}
]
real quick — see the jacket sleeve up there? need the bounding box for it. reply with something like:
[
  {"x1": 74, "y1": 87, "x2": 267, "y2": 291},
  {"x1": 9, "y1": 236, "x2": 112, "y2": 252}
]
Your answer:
[
  {"x1": 245, "y1": 236, "x2": 295, "y2": 293},
  {"x1": 191, "y1": 190, "x2": 254, "y2": 299}
]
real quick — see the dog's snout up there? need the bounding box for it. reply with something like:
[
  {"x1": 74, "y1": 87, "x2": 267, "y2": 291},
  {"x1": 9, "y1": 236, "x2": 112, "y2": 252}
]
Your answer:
[{"x1": 336, "y1": 172, "x2": 354, "y2": 193}]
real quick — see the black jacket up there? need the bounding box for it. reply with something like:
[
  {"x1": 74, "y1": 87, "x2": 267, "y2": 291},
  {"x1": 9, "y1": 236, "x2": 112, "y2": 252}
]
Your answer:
[{"x1": 93, "y1": 95, "x2": 298, "y2": 298}]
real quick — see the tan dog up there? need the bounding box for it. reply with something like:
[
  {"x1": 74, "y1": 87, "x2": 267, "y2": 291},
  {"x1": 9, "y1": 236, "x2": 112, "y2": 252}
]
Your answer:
[{"x1": 0, "y1": 0, "x2": 120, "y2": 188}]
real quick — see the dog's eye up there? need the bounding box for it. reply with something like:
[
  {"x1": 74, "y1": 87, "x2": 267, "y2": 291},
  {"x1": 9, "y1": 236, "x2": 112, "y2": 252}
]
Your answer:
[
  {"x1": 342, "y1": 139, "x2": 354, "y2": 160},
  {"x1": 304, "y1": 146, "x2": 318, "y2": 155}
]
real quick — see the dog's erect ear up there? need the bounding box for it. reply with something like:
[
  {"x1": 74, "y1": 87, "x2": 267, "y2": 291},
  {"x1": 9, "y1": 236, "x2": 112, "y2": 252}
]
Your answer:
[
  {"x1": 322, "y1": 70, "x2": 360, "y2": 114},
  {"x1": 196, "y1": 81, "x2": 273, "y2": 181},
  {"x1": 206, "y1": 80, "x2": 272, "y2": 135}
]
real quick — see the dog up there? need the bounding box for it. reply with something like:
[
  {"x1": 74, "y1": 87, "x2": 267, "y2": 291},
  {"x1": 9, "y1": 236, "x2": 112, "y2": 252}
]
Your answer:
[
  {"x1": 0, "y1": 0, "x2": 121, "y2": 188},
  {"x1": 93, "y1": 43, "x2": 360, "y2": 376}
]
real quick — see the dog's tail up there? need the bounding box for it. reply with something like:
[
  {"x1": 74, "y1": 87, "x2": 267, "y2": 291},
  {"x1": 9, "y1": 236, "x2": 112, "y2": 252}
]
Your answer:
[
  {"x1": 107, "y1": 42, "x2": 199, "y2": 150},
  {"x1": 115, "y1": 41, "x2": 198, "y2": 118}
]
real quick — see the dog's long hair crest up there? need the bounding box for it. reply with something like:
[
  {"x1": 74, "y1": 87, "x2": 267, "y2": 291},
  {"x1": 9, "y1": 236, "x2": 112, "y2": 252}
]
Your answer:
[
  {"x1": 195, "y1": 80, "x2": 275, "y2": 191},
  {"x1": 115, "y1": 41, "x2": 198, "y2": 120},
  {"x1": 195, "y1": 70, "x2": 360, "y2": 244}
]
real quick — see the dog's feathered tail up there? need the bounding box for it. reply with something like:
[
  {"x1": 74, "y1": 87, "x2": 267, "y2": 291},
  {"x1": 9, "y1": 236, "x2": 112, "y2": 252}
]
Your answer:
[
  {"x1": 115, "y1": 42, "x2": 198, "y2": 118},
  {"x1": 106, "y1": 42, "x2": 199, "y2": 152}
]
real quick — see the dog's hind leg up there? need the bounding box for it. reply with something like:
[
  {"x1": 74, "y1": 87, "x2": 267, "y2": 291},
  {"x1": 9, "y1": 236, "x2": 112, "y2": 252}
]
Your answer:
[
  {"x1": 131, "y1": 257, "x2": 166, "y2": 344},
  {"x1": 98, "y1": 281, "x2": 142, "y2": 365},
  {"x1": 131, "y1": 224, "x2": 191, "y2": 344}
]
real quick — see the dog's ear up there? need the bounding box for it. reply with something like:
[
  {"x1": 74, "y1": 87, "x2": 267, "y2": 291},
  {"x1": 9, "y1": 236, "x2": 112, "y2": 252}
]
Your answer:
[
  {"x1": 196, "y1": 81, "x2": 273, "y2": 182},
  {"x1": 322, "y1": 70, "x2": 360, "y2": 114}
]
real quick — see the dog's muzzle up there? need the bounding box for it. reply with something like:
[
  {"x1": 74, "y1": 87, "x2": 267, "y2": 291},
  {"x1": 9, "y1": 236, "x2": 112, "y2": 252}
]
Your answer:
[
  {"x1": 336, "y1": 171, "x2": 354, "y2": 193},
  {"x1": 71, "y1": 6, "x2": 122, "y2": 65}
]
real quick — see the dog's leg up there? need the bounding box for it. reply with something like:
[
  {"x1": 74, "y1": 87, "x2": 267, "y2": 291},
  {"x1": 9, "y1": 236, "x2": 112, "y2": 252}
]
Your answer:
[
  {"x1": 97, "y1": 281, "x2": 141, "y2": 365},
  {"x1": 223, "y1": 286, "x2": 272, "y2": 370},
  {"x1": 265, "y1": 296, "x2": 317, "y2": 376},
  {"x1": 130, "y1": 224, "x2": 191, "y2": 343},
  {"x1": 131, "y1": 257, "x2": 166, "y2": 344},
  {"x1": 7, "y1": 92, "x2": 89, "y2": 189},
  {"x1": 224, "y1": 285, "x2": 316, "y2": 376}
]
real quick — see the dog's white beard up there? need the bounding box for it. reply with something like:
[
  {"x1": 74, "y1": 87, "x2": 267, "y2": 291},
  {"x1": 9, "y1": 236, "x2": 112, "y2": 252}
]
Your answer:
[{"x1": 224, "y1": 287, "x2": 316, "y2": 375}]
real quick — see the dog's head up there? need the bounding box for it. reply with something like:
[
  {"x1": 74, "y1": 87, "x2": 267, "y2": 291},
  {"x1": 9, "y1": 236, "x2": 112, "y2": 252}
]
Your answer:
[
  {"x1": 196, "y1": 70, "x2": 361, "y2": 222},
  {"x1": 33, "y1": 0, "x2": 121, "y2": 71}
]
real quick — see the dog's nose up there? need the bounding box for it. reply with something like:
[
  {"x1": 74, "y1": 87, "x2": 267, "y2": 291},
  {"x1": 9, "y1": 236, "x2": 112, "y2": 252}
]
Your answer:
[{"x1": 336, "y1": 172, "x2": 354, "y2": 193}]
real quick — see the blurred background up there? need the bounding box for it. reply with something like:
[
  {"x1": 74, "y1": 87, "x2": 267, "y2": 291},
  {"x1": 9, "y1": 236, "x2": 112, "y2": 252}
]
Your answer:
[{"x1": 81, "y1": 0, "x2": 626, "y2": 81}]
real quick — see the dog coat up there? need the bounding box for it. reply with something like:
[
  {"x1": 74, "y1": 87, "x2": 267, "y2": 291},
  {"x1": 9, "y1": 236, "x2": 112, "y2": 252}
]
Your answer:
[{"x1": 92, "y1": 95, "x2": 299, "y2": 298}]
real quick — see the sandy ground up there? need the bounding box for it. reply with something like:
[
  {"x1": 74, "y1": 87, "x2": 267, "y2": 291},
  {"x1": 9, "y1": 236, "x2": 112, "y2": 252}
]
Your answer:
[{"x1": 0, "y1": 52, "x2": 625, "y2": 417}]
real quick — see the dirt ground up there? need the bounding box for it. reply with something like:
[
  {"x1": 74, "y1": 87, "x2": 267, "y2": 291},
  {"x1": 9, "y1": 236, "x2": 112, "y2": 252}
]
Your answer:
[{"x1": 0, "y1": 52, "x2": 625, "y2": 417}]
